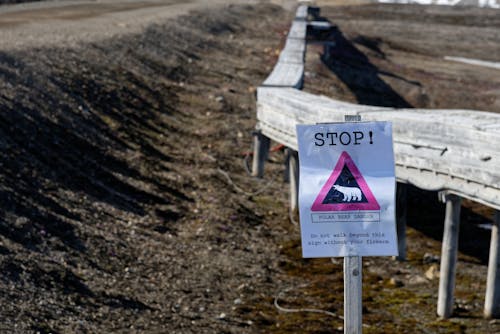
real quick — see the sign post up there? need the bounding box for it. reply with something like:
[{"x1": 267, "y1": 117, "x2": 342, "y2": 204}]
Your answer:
[
  {"x1": 296, "y1": 118, "x2": 397, "y2": 333},
  {"x1": 344, "y1": 255, "x2": 362, "y2": 334}
]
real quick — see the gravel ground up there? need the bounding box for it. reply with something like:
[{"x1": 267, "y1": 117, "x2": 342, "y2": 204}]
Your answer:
[{"x1": 0, "y1": 0, "x2": 282, "y2": 51}]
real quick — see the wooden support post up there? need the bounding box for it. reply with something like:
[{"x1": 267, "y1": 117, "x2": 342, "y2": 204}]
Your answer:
[
  {"x1": 307, "y1": 6, "x2": 320, "y2": 19},
  {"x1": 288, "y1": 149, "x2": 299, "y2": 215},
  {"x1": 322, "y1": 42, "x2": 335, "y2": 61},
  {"x1": 437, "y1": 193, "x2": 462, "y2": 319},
  {"x1": 251, "y1": 129, "x2": 270, "y2": 178},
  {"x1": 344, "y1": 256, "x2": 362, "y2": 334},
  {"x1": 485, "y1": 211, "x2": 500, "y2": 318},
  {"x1": 284, "y1": 148, "x2": 290, "y2": 183},
  {"x1": 394, "y1": 182, "x2": 407, "y2": 261}
]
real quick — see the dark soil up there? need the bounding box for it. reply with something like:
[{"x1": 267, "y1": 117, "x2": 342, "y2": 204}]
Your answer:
[
  {"x1": 0, "y1": 0, "x2": 44, "y2": 4},
  {"x1": 0, "y1": 2, "x2": 499, "y2": 334},
  {"x1": 0, "y1": 3, "x2": 295, "y2": 333}
]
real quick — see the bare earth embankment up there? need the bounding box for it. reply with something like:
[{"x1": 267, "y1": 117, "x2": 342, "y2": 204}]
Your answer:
[{"x1": 0, "y1": 1, "x2": 499, "y2": 333}]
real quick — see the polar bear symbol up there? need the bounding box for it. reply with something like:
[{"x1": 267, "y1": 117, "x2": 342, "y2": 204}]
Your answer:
[{"x1": 333, "y1": 185, "x2": 362, "y2": 202}]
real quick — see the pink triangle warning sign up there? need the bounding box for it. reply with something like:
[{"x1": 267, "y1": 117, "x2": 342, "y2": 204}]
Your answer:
[{"x1": 311, "y1": 151, "x2": 380, "y2": 212}]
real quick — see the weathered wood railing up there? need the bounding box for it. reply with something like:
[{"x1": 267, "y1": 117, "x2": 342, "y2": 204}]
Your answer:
[
  {"x1": 258, "y1": 87, "x2": 500, "y2": 211},
  {"x1": 253, "y1": 3, "x2": 500, "y2": 319}
]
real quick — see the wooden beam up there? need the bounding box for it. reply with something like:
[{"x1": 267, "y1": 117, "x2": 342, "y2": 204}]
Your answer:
[
  {"x1": 308, "y1": 21, "x2": 333, "y2": 31},
  {"x1": 485, "y1": 211, "x2": 500, "y2": 318},
  {"x1": 437, "y1": 193, "x2": 462, "y2": 319},
  {"x1": 295, "y1": 5, "x2": 308, "y2": 21},
  {"x1": 261, "y1": 63, "x2": 304, "y2": 88},
  {"x1": 287, "y1": 20, "x2": 307, "y2": 40},
  {"x1": 278, "y1": 37, "x2": 306, "y2": 64},
  {"x1": 256, "y1": 87, "x2": 500, "y2": 209}
]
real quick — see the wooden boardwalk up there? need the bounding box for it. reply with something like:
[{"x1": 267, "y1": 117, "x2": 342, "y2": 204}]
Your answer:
[{"x1": 254, "y1": 3, "x2": 500, "y2": 320}]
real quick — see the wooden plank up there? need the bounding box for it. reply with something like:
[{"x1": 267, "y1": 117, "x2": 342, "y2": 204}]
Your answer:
[
  {"x1": 260, "y1": 3, "x2": 307, "y2": 93},
  {"x1": 258, "y1": 88, "x2": 500, "y2": 143},
  {"x1": 437, "y1": 193, "x2": 462, "y2": 319},
  {"x1": 278, "y1": 38, "x2": 306, "y2": 64},
  {"x1": 295, "y1": 5, "x2": 308, "y2": 21},
  {"x1": 256, "y1": 117, "x2": 500, "y2": 190},
  {"x1": 308, "y1": 21, "x2": 333, "y2": 30},
  {"x1": 256, "y1": 87, "x2": 500, "y2": 209},
  {"x1": 281, "y1": 37, "x2": 306, "y2": 54},
  {"x1": 395, "y1": 166, "x2": 500, "y2": 211},
  {"x1": 288, "y1": 20, "x2": 307, "y2": 40},
  {"x1": 485, "y1": 211, "x2": 500, "y2": 318},
  {"x1": 258, "y1": 87, "x2": 500, "y2": 131},
  {"x1": 257, "y1": 87, "x2": 500, "y2": 165},
  {"x1": 261, "y1": 63, "x2": 304, "y2": 88},
  {"x1": 394, "y1": 142, "x2": 500, "y2": 189},
  {"x1": 278, "y1": 50, "x2": 304, "y2": 65}
]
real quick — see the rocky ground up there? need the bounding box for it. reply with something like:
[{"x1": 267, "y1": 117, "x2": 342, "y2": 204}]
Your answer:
[
  {"x1": 305, "y1": 2, "x2": 500, "y2": 112},
  {"x1": 0, "y1": 1, "x2": 499, "y2": 333}
]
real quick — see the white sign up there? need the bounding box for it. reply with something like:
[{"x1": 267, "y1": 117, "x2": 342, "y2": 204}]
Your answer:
[
  {"x1": 377, "y1": 0, "x2": 499, "y2": 8},
  {"x1": 296, "y1": 122, "x2": 398, "y2": 258}
]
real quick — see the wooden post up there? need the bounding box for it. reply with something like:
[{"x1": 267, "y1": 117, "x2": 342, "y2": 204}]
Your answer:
[
  {"x1": 343, "y1": 114, "x2": 362, "y2": 334},
  {"x1": 251, "y1": 129, "x2": 270, "y2": 178},
  {"x1": 437, "y1": 193, "x2": 461, "y2": 319},
  {"x1": 485, "y1": 211, "x2": 500, "y2": 318},
  {"x1": 288, "y1": 149, "x2": 299, "y2": 215},
  {"x1": 394, "y1": 182, "x2": 407, "y2": 261},
  {"x1": 344, "y1": 256, "x2": 362, "y2": 334},
  {"x1": 322, "y1": 42, "x2": 335, "y2": 61},
  {"x1": 284, "y1": 148, "x2": 290, "y2": 183}
]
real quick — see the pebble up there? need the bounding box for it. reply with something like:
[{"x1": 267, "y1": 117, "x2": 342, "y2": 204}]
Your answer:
[
  {"x1": 389, "y1": 277, "x2": 404, "y2": 287},
  {"x1": 408, "y1": 274, "x2": 428, "y2": 285},
  {"x1": 425, "y1": 264, "x2": 439, "y2": 280},
  {"x1": 423, "y1": 252, "x2": 440, "y2": 264}
]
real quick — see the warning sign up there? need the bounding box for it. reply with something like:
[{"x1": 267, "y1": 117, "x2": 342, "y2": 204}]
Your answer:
[
  {"x1": 311, "y1": 151, "x2": 380, "y2": 212},
  {"x1": 296, "y1": 122, "x2": 397, "y2": 258}
]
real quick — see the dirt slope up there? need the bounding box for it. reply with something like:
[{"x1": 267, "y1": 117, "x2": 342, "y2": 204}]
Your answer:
[{"x1": 0, "y1": 3, "x2": 296, "y2": 333}]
